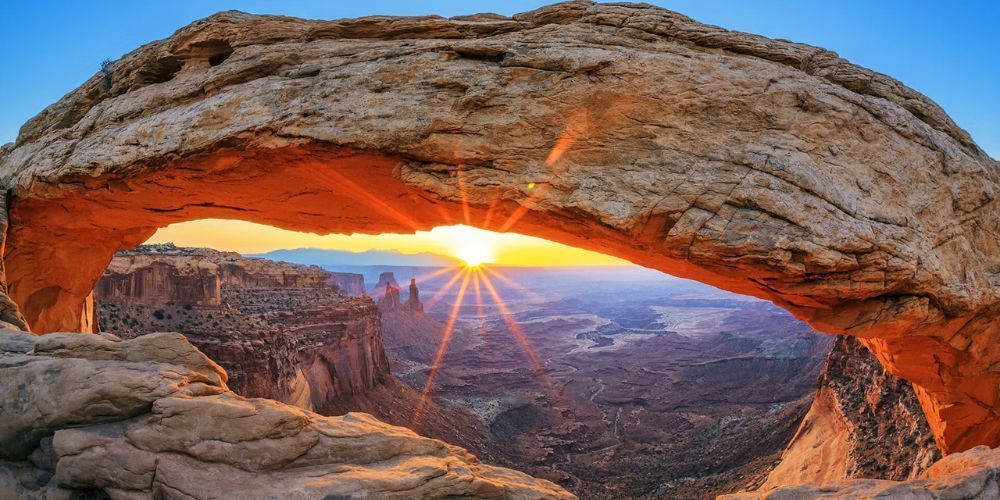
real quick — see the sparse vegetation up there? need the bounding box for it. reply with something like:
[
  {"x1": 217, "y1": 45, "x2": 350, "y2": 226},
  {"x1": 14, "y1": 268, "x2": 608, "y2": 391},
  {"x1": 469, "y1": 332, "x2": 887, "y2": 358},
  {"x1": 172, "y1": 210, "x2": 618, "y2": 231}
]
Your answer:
[{"x1": 100, "y1": 59, "x2": 113, "y2": 91}]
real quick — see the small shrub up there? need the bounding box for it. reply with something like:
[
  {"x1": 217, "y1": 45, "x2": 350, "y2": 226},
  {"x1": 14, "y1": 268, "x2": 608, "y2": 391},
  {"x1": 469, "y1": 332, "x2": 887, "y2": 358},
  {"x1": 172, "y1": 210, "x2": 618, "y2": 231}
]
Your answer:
[{"x1": 100, "y1": 59, "x2": 113, "y2": 91}]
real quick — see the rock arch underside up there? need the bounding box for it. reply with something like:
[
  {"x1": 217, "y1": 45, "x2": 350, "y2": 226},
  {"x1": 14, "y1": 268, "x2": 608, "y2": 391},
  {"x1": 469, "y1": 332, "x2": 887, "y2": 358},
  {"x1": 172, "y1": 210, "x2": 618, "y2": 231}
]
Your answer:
[{"x1": 2, "y1": 1, "x2": 999, "y2": 496}]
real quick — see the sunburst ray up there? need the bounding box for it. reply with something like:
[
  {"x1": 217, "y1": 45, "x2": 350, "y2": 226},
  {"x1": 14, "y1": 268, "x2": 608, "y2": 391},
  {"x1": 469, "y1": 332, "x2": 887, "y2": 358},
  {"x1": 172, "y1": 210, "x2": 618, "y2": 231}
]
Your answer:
[
  {"x1": 311, "y1": 167, "x2": 422, "y2": 231},
  {"x1": 477, "y1": 268, "x2": 560, "y2": 405},
  {"x1": 472, "y1": 268, "x2": 486, "y2": 342},
  {"x1": 422, "y1": 267, "x2": 467, "y2": 311},
  {"x1": 413, "y1": 269, "x2": 472, "y2": 423},
  {"x1": 481, "y1": 265, "x2": 546, "y2": 303}
]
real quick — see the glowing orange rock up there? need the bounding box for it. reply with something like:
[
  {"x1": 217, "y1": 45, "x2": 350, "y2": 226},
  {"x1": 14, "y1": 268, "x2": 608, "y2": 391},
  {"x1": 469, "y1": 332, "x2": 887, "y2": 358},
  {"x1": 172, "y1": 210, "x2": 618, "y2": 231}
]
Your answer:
[{"x1": 1, "y1": 0, "x2": 998, "y2": 460}]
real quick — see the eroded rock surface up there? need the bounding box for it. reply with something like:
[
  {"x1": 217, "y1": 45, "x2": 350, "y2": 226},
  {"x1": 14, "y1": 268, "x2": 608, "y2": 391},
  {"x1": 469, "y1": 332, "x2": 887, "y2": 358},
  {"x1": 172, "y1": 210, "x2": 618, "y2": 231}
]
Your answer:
[
  {"x1": 721, "y1": 445, "x2": 1000, "y2": 500},
  {"x1": 763, "y1": 336, "x2": 941, "y2": 490},
  {"x1": 0, "y1": 328, "x2": 574, "y2": 499},
  {"x1": 1, "y1": 0, "x2": 998, "y2": 455},
  {"x1": 95, "y1": 244, "x2": 390, "y2": 412}
]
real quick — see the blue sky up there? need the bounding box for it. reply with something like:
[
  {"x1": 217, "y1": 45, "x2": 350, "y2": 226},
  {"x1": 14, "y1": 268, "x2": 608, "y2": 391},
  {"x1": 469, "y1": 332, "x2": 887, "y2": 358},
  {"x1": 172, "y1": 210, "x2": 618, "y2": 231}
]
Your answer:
[{"x1": 2, "y1": 1, "x2": 997, "y2": 158}]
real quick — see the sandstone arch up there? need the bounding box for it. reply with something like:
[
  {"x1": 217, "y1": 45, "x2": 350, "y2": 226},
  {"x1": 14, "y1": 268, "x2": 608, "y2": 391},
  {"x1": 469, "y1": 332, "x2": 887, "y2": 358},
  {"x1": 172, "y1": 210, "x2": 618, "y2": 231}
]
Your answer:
[{"x1": 1, "y1": 1, "x2": 998, "y2": 455}]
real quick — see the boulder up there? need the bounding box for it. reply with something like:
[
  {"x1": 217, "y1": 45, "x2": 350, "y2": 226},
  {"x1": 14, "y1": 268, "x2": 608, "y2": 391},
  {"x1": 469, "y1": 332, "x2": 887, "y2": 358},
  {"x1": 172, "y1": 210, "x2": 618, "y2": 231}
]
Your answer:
[{"x1": 0, "y1": 328, "x2": 573, "y2": 498}]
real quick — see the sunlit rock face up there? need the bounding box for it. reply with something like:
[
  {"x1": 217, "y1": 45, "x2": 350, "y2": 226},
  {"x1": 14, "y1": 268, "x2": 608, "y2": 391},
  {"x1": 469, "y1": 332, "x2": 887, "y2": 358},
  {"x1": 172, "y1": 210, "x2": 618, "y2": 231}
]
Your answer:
[
  {"x1": 94, "y1": 245, "x2": 392, "y2": 412},
  {"x1": 764, "y1": 336, "x2": 941, "y2": 488},
  {"x1": 0, "y1": 0, "x2": 997, "y2": 472},
  {"x1": 721, "y1": 446, "x2": 1000, "y2": 500},
  {"x1": 97, "y1": 245, "x2": 225, "y2": 307},
  {"x1": 0, "y1": 329, "x2": 573, "y2": 498}
]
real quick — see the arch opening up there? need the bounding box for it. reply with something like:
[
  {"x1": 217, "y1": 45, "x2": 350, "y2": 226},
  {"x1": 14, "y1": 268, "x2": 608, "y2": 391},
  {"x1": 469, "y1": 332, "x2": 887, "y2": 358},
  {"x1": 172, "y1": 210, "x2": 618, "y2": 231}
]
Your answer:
[
  {"x1": 4, "y1": 139, "x2": 999, "y2": 457},
  {"x1": 90, "y1": 218, "x2": 848, "y2": 496},
  {"x1": 2, "y1": 0, "x2": 999, "y2": 469},
  {"x1": 2, "y1": 3, "x2": 1000, "y2": 497}
]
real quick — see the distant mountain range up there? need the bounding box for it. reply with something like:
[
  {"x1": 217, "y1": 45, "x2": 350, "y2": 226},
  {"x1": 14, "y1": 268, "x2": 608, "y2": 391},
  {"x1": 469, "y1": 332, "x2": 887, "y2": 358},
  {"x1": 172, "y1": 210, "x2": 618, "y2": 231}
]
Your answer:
[{"x1": 247, "y1": 248, "x2": 461, "y2": 267}]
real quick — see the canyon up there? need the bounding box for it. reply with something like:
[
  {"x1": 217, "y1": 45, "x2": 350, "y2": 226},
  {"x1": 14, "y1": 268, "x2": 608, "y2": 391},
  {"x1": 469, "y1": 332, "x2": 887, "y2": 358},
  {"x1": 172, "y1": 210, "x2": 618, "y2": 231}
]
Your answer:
[
  {"x1": 1, "y1": 0, "x2": 999, "y2": 497},
  {"x1": 93, "y1": 252, "x2": 974, "y2": 498},
  {"x1": 94, "y1": 244, "x2": 494, "y2": 458},
  {"x1": 95, "y1": 243, "x2": 389, "y2": 410},
  {"x1": 0, "y1": 328, "x2": 572, "y2": 499},
  {"x1": 374, "y1": 265, "x2": 952, "y2": 498}
]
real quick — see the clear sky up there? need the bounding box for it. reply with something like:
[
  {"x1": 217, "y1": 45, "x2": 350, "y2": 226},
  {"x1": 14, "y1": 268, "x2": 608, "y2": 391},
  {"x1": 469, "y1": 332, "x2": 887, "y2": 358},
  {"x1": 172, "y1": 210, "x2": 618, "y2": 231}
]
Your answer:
[
  {"x1": 148, "y1": 220, "x2": 631, "y2": 266},
  {"x1": 3, "y1": 1, "x2": 997, "y2": 265}
]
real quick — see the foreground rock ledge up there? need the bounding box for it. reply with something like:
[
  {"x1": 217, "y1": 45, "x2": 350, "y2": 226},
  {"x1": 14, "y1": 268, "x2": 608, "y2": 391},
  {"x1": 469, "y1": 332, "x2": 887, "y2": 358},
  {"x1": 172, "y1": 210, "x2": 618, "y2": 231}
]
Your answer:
[
  {"x1": 3, "y1": 329, "x2": 998, "y2": 498},
  {"x1": 0, "y1": 330, "x2": 574, "y2": 499},
  {"x1": 721, "y1": 446, "x2": 1000, "y2": 499},
  {"x1": 1, "y1": 1, "x2": 998, "y2": 453}
]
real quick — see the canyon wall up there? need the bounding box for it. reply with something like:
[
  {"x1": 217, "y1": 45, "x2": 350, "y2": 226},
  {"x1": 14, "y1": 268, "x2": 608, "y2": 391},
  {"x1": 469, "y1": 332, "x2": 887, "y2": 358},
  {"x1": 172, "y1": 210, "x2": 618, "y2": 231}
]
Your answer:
[
  {"x1": 94, "y1": 247, "x2": 496, "y2": 460},
  {"x1": 0, "y1": 328, "x2": 573, "y2": 498},
  {"x1": 95, "y1": 244, "x2": 391, "y2": 412},
  {"x1": 330, "y1": 271, "x2": 366, "y2": 296},
  {"x1": 97, "y1": 260, "x2": 222, "y2": 306},
  {"x1": 1, "y1": 1, "x2": 997, "y2": 452},
  {"x1": 764, "y1": 336, "x2": 941, "y2": 489}
]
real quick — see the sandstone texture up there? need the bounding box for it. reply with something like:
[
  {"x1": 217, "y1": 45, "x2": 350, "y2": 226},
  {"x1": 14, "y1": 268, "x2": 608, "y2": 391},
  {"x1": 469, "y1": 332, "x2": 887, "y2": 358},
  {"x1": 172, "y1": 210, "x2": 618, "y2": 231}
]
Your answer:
[
  {"x1": 95, "y1": 244, "x2": 391, "y2": 412},
  {"x1": 0, "y1": 1, "x2": 997, "y2": 453},
  {"x1": 0, "y1": 328, "x2": 574, "y2": 499},
  {"x1": 764, "y1": 336, "x2": 941, "y2": 490},
  {"x1": 93, "y1": 246, "x2": 499, "y2": 463},
  {"x1": 721, "y1": 445, "x2": 1000, "y2": 500},
  {"x1": 0, "y1": 0, "x2": 997, "y2": 472},
  {"x1": 331, "y1": 272, "x2": 367, "y2": 296}
]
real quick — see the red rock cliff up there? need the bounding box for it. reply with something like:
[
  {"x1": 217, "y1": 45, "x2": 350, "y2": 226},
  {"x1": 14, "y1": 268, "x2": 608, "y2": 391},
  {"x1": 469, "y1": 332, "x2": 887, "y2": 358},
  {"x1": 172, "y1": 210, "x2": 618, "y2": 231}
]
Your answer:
[
  {"x1": 94, "y1": 244, "x2": 391, "y2": 412},
  {"x1": 763, "y1": 335, "x2": 941, "y2": 489},
  {"x1": 329, "y1": 272, "x2": 366, "y2": 296}
]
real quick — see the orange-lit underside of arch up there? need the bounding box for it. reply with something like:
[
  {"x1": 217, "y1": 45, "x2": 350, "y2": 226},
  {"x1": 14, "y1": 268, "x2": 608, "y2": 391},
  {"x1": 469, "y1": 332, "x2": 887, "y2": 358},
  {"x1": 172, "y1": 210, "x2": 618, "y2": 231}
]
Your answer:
[{"x1": 4, "y1": 142, "x2": 999, "y2": 456}]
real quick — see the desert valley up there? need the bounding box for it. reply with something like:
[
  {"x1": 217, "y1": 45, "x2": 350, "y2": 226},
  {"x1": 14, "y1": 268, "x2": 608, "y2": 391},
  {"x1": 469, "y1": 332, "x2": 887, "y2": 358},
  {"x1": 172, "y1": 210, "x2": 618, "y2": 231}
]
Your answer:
[
  {"x1": 88, "y1": 243, "x2": 941, "y2": 498},
  {"x1": 1, "y1": 1, "x2": 998, "y2": 499}
]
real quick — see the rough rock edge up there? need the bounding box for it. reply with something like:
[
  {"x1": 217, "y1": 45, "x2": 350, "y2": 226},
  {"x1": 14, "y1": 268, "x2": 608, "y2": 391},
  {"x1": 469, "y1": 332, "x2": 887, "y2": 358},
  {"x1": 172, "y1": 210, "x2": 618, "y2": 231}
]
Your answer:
[
  {"x1": 0, "y1": 329, "x2": 575, "y2": 499},
  {"x1": 0, "y1": 190, "x2": 28, "y2": 331},
  {"x1": 764, "y1": 335, "x2": 941, "y2": 489},
  {"x1": 6, "y1": 1, "x2": 985, "y2": 160},
  {"x1": 720, "y1": 445, "x2": 1000, "y2": 499},
  {"x1": 1, "y1": 0, "x2": 998, "y2": 455}
]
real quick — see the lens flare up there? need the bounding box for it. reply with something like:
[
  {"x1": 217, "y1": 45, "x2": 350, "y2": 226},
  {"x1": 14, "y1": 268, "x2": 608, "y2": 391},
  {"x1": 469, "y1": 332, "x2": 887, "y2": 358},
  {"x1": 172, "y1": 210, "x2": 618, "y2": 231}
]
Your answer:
[
  {"x1": 413, "y1": 269, "x2": 472, "y2": 424},
  {"x1": 412, "y1": 111, "x2": 587, "y2": 424},
  {"x1": 437, "y1": 225, "x2": 495, "y2": 267},
  {"x1": 457, "y1": 247, "x2": 492, "y2": 267}
]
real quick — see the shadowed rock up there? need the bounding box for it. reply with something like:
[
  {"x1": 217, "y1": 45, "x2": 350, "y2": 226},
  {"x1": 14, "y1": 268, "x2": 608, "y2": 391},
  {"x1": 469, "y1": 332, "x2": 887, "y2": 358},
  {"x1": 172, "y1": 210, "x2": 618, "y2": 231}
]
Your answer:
[
  {"x1": 0, "y1": 329, "x2": 574, "y2": 498},
  {"x1": 1, "y1": 0, "x2": 999, "y2": 493}
]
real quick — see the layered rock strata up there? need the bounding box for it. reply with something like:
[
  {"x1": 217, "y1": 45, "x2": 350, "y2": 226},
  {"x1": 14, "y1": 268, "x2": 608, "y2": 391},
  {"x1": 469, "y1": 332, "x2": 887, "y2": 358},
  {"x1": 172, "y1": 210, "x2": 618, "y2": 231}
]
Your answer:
[
  {"x1": 95, "y1": 245, "x2": 391, "y2": 412},
  {"x1": 1, "y1": 1, "x2": 998, "y2": 451},
  {"x1": 0, "y1": 328, "x2": 575, "y2": 499},
  {"x1": 330, "y1": 272, "x2": 366, "y2": 296}
]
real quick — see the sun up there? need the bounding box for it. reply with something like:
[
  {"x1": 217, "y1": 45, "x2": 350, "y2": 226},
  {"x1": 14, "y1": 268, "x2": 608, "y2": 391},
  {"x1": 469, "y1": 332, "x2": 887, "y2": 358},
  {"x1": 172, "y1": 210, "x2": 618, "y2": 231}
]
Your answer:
[
  {"x1": 456, "y1": 245, "x2": 492, "y2": 267},
  {"x1": 442, "y1": 225, "x2": 495, "y2": 267}
]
